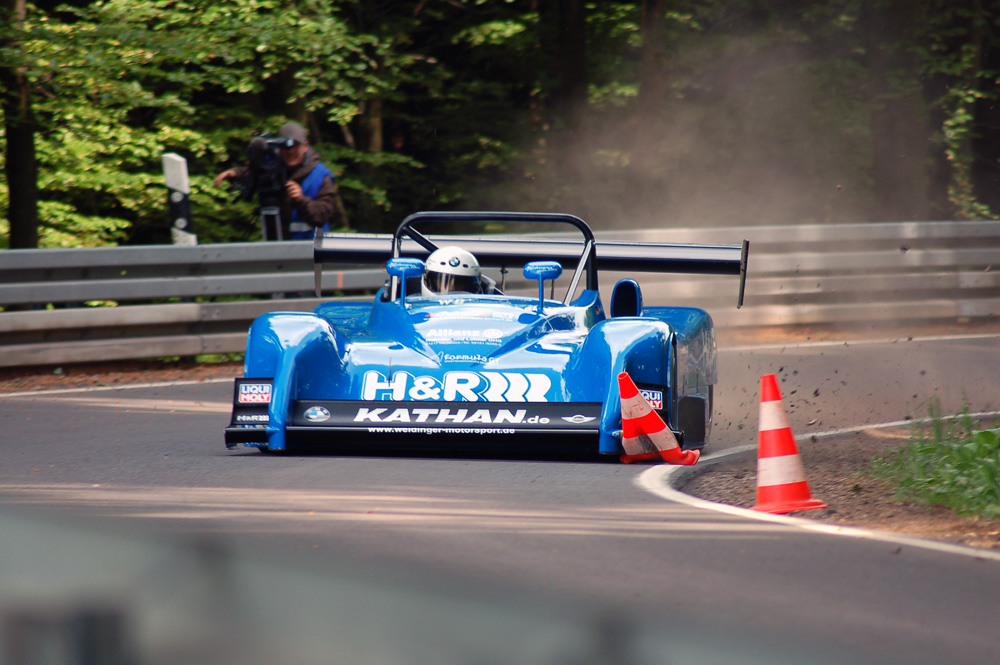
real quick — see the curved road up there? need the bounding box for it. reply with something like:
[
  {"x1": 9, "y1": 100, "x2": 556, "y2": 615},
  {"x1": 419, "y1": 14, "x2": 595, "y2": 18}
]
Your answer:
[{"x1": 2, "y1": 332, "x2": 999, "y2": 664}]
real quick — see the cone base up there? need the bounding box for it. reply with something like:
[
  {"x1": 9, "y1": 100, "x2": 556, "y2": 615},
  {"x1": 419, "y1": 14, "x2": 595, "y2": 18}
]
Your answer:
[
  {"x1": 662, "y1": 448, "x2": 700, "y2": 465},
  {"x1": 621, "y1": 448, "x2": 701, "y2": 465},
  {"x1": 620, "y1": 451, "x2": 661, "y2": 464},
  {"x1": 753, "y1": 497, "x2": 828, "y2": 515}
]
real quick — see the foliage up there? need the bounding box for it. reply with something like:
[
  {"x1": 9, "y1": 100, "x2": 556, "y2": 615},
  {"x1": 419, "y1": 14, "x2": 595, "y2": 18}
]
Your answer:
[
  {"x1": 5, "y1": 0, "x2": 1000, "y2": 249},
  {"x1": 911, "y1": 0, "x2": 1000, "y2": 220},
  {"x1": 871, "y1": 401, "x2": 1000, "y2": 520},
  {"x1": 2, "y1": 0, "x2": 373, "y2": 246}
]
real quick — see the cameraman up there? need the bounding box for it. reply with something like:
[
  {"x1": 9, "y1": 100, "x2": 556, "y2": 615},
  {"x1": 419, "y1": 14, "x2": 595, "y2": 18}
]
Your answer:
[{"x1": 214, "y1": 121, "x2": 343, "y2": 240}]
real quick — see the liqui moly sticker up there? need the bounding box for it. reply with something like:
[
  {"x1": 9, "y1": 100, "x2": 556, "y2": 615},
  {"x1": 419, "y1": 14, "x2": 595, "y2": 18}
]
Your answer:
[
  {"x1": 640, "y1": 389, "x2": 663, "y2": 409},
  {"x1": 239, "y1": 383, "x2": 272, "y2": 404}
]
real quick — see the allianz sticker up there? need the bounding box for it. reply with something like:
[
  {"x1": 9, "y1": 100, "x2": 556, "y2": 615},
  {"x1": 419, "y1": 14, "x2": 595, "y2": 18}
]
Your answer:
[
  {"x1": 239, "y1": 383, "x2": 272, "y2": 404},
  {"x1": 362, "y1": 370, "x2": 551, "y2": 402},
  {"x1": 425, "y1": 328, "x2": 503, "y2": 344},
  {"x1": 640, "y1": 389, "x2": 663, "y2": 409}
]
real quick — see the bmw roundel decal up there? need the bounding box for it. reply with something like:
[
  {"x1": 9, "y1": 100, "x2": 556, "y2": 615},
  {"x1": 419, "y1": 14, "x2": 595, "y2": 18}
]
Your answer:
[
  {"x1": 304, "y1": 406, "x2": 331, "y2": 422},
  {"x1": 448, "y1": 256, "x2": 461, "y2": 267}
]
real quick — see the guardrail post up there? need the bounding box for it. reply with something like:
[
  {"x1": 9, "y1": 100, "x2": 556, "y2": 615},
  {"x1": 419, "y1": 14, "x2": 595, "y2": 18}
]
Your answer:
[{"x1": 163, "y1": 153, "x2": 197, "y2": 246}]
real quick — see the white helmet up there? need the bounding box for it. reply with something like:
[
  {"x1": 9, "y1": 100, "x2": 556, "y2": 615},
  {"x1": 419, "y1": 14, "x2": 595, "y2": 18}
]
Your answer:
[{"x1": 422, "y1": 246, "x2": 481, "y2": 295}]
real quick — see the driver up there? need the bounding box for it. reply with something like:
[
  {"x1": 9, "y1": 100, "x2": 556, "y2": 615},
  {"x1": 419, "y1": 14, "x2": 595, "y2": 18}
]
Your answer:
[{"x1": 421, "y1": 246, "x2": 499, "y2": 295}]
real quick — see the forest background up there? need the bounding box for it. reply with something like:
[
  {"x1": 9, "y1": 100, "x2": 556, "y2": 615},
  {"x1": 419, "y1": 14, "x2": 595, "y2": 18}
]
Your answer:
[{"x1": 2, "y1": 0, "x2": 999, "y2": 249}]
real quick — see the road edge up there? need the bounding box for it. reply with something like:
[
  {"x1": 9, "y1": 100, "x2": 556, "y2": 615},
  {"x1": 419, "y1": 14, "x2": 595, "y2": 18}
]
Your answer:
[{"x1": 638, "y1": 446, "x2": 1000, "y2": 563}]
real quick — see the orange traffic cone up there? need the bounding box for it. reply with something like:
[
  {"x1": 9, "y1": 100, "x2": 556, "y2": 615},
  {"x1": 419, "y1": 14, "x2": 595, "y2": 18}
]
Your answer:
[
  {"x1": 753, "y1": 373, "x2": 826, "y2": 514},
  {"x1": 618, "y1": 372, "x2": 700, "y2": 465}
]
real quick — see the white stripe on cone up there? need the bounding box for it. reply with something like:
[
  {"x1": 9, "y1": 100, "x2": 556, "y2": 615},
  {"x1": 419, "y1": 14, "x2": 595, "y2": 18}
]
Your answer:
[
  {"x1": 647, "y1": 427, "x2": 680, "y2": 452},
  {"x1": 758, "y1": 400, "x2": 791, "y2": 432},
  {"x1": 757, "y1": 454, "x2": 809, "y2": 487},
  {"x1": 621, "y1": 429, "x2": 680, "y2": 456},
  {"x1": 621, "y1": 435, "x2": 654, "y2": 456}
]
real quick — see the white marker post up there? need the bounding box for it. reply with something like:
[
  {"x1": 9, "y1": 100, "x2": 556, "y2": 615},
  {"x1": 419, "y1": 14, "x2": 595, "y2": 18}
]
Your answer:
[{"x1": 163, "y1": 153, "x2": 197, "y2": 245}]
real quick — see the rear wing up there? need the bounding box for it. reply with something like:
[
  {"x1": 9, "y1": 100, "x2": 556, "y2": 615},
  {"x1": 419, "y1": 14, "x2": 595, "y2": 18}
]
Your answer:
[{"x1": 313, "y1": 212, "x2": 749, "y2": 307}]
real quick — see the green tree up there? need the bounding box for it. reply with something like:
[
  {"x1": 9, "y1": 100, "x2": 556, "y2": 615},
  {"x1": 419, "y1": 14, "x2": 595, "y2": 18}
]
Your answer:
[
  {"x1": 2, "y1": 0, "x2": 374, "y2": 247},
  {"x1": 328, "y1": 0, "x2": 544, "y2": 230},
  {"x1": 0, "y1": 0, "x2": 39, "y2": 248},
  {"x1": 7, "y1": 0, "x2": 1000, "y2": 249},
  {"x1": 913, "y1": 0, "x2": 1000, "y2": 220}
]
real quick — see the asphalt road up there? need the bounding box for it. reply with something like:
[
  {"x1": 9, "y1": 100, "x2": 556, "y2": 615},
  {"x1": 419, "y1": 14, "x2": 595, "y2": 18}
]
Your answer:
[{"x1": 2, "y1": 332, "x2": 999, "y2": 664}]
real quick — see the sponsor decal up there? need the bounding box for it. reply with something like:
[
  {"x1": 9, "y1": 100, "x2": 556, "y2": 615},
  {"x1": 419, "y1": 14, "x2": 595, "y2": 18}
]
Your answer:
[
  {"x1": 362, "y1": 370, "x2": 551, "y2": 402},
  {"x1": 640, "y1": 389, "x2": 663, "y2": 409},
  {"x1": 423, "y1": 310, "x2": 516, "y2": 322},
  {"x1": 441, "y1": 353, "x2": 492, "y2": 364},
  {"x1": 425, "y1": 328, "x2": 503, "y2": 345},
  {"x1": 354, "y1": 406, "x2": 537, "y2": 425},
  {"x1": 291, "y1": 400, "x2": 602, "y2": 432},
  {"x1": 304, "y1": 406, "x2": 331, "y2": 422},
  {"x1": 236, "y1": 414, "x2": 269, "y2": 423},
  {"x1": 239, "y1": 383, "x2": 272, "y2": 404},
  {"x1": 367, "y1": 426, "x2": 516, "y2": 435}
]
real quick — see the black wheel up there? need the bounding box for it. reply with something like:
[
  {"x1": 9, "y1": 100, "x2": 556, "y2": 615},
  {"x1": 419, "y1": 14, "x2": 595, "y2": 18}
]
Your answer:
[{"x1": 678, "y1": 396, "x2": 707, "y2": 446}]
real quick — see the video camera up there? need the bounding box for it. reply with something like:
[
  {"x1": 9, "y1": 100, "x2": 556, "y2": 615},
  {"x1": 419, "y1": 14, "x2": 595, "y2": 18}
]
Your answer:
[
  {"x1": 238, "y1": 132, "x2": 294, "y2": 240},
  {"x1": 238, "y1": 132, "x2": 293, "y2": 207}
]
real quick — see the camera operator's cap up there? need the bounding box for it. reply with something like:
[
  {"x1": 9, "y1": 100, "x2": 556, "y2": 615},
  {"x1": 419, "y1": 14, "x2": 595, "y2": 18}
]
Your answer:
[{"x1": 279, "y1": 121, "x2": 308, "y2": 145}]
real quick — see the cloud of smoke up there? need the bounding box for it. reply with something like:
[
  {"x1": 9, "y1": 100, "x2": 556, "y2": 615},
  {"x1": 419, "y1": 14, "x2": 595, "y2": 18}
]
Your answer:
[{"x1": 519, "y1": 30, "x2": 929, "y2": 232}]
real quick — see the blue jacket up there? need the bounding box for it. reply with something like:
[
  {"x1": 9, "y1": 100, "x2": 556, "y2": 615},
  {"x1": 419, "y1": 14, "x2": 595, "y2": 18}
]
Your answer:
[{"x1": 286, "y1": 149, "x2": 337, "y2": 240}]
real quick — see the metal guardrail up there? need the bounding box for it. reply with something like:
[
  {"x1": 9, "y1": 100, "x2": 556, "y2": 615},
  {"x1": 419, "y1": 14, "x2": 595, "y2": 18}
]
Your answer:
[
  {"x1": 607, "y1": 220, "x2": 1000, "y2": 328},
  {"x1": 2, "y1": 220, "x2": 999, "y2": 367}
]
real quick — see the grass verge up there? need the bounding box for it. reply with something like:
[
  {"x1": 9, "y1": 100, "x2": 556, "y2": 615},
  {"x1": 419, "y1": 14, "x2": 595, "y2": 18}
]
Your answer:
[{"x1": 871, "y1": 401, "x2": 1000, "y2": 520}]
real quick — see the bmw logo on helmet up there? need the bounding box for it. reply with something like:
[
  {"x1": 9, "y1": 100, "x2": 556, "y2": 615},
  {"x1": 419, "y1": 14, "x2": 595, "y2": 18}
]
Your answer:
[{"x1": 448, "y1": 256, "x2": 461, "y2": 267}]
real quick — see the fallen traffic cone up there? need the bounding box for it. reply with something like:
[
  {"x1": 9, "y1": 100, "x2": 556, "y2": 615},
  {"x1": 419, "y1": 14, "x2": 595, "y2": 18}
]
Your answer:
[
  {"x1": 753, "y1": 374, "x2": 827, "y2": 514},
  {"x1": 618, "y1": 372, "x2": 699, "y2": 465}
]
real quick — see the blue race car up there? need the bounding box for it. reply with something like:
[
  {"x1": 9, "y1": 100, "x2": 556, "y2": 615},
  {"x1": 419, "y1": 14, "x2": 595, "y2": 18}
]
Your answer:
[{"x1": 225, "y1": 211, "x2": 748, "y2": 460}]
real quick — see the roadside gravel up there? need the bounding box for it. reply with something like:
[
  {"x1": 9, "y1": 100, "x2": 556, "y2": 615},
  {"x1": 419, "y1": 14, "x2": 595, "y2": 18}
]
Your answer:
[
  {"x1": 679, "y1": 428, "x2": 1000, "y2": 551},
  {"x1": 0, "y1": 360, "x2": 242, "y2": 394}
]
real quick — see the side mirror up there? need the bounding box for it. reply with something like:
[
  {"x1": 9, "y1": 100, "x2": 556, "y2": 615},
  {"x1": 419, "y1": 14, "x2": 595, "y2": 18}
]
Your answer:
[
  {"x1": 386, "y1": 257, "x2": 425, "y2": 303},
  {"x1": 523, "y1": 261, "x2": 563, "y2": 313}
]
